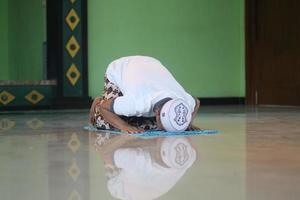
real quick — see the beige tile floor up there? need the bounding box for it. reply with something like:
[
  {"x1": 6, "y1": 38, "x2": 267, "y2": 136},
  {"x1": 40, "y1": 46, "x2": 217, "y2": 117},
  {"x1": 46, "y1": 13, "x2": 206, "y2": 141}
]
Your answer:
[{"x1": 0, "y1": 106, "x2": 299, "y2": 200}]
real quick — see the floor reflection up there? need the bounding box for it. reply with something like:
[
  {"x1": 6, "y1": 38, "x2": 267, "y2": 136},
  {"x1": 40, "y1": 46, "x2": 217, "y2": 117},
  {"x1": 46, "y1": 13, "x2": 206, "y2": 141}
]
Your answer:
[
  {"x1": 48, "y1": 131, "x2": 90, "y2": 200},
  {"x1": 1, "y1": 106, "x2": 299, "y2": 200},
  {"x1": 90, "y1": 132, "x2": 197, "y2": 200}
]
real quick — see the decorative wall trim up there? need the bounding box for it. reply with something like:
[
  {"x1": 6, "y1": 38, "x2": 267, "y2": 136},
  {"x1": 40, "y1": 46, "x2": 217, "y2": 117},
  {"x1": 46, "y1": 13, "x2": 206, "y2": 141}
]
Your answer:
[
  {"x1": 61, "y1": 0, "x2": 86, "y2": 97},
  {"x1": 54, "y1": 0, "x2": 91, "y2": 107},
  {"x1": 1, "y1": 0, "x2": 91, "y2": 111},
  {"x1": 0, "y1": 85, "x2": 56, "y2": 110}
]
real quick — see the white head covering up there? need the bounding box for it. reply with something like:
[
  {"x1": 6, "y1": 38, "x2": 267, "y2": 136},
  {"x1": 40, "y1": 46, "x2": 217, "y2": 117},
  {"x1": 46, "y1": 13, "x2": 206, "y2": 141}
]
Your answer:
[
  {"x1": 107, "y1": 138, "x2": 197, "y2": 200},
  {"x1": 160, "y1": 99, "x2": 192, "y2": 131}
]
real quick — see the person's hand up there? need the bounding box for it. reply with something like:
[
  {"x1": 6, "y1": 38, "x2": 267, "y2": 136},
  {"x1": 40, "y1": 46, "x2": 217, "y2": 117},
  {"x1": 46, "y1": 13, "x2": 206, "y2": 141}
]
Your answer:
[{"x1": 120, "y1": 125, "x2": 144, "y2": 134}]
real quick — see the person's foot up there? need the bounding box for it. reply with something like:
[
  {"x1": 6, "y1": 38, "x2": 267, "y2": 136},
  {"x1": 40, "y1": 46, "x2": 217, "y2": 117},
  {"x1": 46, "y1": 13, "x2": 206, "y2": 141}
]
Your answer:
[{"x1": 89, "y1": 97, "x2": 102, "y2": 124}]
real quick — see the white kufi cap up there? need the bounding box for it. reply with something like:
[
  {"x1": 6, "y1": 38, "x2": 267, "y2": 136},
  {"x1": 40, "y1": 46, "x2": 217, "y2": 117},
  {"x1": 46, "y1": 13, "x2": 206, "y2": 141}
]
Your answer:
[{"x1": 160, "y1": 99, "x2": 192, "y2": 132}]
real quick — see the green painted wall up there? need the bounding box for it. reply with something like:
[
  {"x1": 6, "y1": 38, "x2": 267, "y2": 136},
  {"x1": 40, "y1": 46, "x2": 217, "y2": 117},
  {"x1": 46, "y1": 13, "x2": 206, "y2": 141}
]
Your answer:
[
  {"x1": 240, "y1": 0, "x2": 245, "y2": 98},
  {"x1": 88, "y1": 0, "x2": 245, "y2": 98},
  {"x1": 0, "y1": 0, "x2": 45, "y2": 80},
  {"x1": 0, "y1": 0, "x2": 8, "y2": 80},
  {"x1": 8, "y1": 0, "x2": 45, "y2": 80}
]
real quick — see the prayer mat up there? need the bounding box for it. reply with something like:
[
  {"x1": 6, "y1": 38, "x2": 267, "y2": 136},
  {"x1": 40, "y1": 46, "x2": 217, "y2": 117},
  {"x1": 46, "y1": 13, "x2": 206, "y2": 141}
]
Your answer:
[{"x1": 84, "y1": 125, "x2": 218, "y2": 138}]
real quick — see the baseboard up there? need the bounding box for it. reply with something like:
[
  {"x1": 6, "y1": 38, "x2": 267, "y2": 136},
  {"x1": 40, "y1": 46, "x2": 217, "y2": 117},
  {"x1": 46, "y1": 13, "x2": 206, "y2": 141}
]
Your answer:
[{"x1": 198, "y1": 97, "x2": 245, "y2": 105}]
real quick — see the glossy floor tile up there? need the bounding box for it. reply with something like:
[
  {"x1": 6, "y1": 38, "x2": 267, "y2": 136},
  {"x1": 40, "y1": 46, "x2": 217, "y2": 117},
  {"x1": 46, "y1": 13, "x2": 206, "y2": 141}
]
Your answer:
[{"x1": 0, "y1": 106, "x2": 299, "y2": 200}]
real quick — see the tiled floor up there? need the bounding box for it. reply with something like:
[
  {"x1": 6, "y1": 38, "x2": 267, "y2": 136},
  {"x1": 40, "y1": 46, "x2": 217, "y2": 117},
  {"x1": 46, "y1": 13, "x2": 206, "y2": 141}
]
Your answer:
[{"x1": 0, "y1": 106, "x2": 299, "y2": 200}]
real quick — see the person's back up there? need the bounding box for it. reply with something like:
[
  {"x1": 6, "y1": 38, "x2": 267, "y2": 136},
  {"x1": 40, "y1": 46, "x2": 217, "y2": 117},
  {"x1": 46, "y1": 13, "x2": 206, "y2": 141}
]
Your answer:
[{"x1": 106, "y1": 56, "x2": 195, "y2": 117}]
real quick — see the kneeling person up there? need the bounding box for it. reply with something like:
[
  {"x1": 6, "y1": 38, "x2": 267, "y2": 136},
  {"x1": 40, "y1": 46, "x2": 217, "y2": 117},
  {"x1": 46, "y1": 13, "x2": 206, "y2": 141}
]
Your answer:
[{"x1": 89, "y1": 56, "x2": 200, "y2": 133}]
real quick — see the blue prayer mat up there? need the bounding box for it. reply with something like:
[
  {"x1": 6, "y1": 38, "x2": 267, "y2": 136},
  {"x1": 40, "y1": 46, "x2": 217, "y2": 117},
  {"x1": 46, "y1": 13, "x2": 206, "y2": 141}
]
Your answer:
[{"x1": 84, "y1": 125, "x2": 218, "y2": 138}]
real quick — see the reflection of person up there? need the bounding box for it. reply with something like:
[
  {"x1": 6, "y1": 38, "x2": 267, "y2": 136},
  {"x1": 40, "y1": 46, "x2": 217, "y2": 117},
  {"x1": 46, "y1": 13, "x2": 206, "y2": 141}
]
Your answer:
[
  {"x1": 91, "y1": 133, "x2": 197, "y2": 200},
  {"x1": 89, "y1": 56, "x2": 200, "y2": 133}
]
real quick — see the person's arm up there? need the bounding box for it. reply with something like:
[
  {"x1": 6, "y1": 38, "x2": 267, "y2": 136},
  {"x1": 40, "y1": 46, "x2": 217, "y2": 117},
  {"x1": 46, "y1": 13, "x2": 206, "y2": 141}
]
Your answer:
[
  {"x1": 189, "y1": 97, "x2": 201, "y2": 130},
  {"x1": 95, "y1": 98, "x2": 144, "y2": 134}
]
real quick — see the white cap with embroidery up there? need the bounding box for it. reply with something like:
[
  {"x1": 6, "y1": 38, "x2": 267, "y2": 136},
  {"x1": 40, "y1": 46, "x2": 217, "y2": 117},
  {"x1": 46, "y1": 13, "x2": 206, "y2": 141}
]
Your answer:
[{"x1": 160, "y1": 99, "x2": 192, "y2": 131}]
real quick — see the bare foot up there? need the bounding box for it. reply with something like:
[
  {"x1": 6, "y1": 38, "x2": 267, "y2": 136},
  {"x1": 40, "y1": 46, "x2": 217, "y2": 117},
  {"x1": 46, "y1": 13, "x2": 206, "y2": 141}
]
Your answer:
[{"x1": 89, "y1": 97, "x2": 102, "y2": 124}]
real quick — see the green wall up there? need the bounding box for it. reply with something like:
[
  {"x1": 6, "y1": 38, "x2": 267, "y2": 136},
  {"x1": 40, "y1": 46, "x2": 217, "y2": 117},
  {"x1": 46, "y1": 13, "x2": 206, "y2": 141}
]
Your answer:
[
  {"x1": 0, "y1": 0, "x2": 45, "y2": 81},
  {"x1": 0, "y1": 0, "x2": 8, "y2": 80},
  {"x1": 1, "y1": 0, "x2": 245, "y2": 97},
  {"x1": 8, "y1": 0, "x2": 45, "y2": 80},
  {"x1": 88, "y1": 0, "x2": 245, "y2": 98}
]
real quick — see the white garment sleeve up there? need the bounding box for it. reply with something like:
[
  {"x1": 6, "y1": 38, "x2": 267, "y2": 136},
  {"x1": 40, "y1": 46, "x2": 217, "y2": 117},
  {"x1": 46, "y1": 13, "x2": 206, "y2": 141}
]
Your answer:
[{"x1": 113, "y1": 96, "x2": 137, "y2": 117}]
